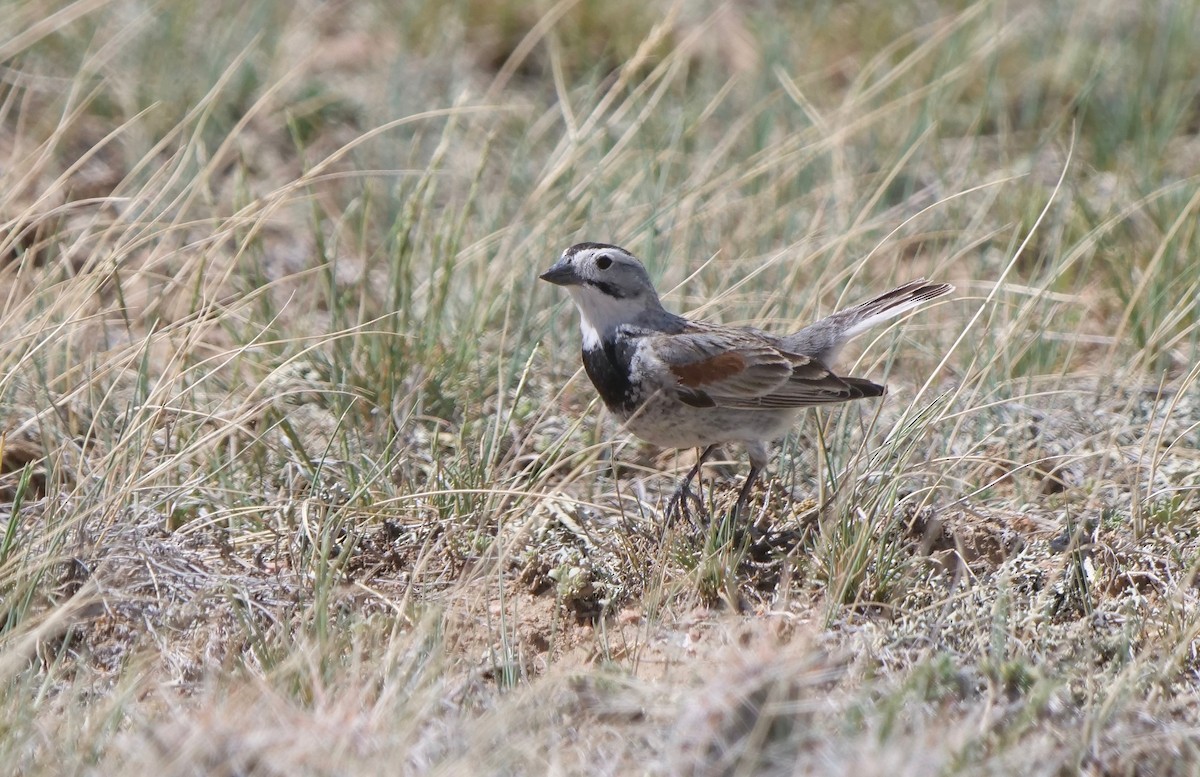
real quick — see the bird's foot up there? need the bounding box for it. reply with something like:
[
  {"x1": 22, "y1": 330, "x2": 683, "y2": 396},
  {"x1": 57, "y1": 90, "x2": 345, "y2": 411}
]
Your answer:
[
  {"x1": 665, "y1": 481, "x2": 704, "y2": 525},
  {"x1": 729, "y1": 464, "x2": 762, "y2": 524}
]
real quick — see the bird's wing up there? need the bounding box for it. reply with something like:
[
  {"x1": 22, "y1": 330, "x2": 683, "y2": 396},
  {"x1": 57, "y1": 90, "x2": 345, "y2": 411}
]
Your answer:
[
  {"x1": 728, "y1": 372, "x2": 885, "y2": 409},
  {"x1": 647, "y1": 327, "x2": 881, "y2": 409}
]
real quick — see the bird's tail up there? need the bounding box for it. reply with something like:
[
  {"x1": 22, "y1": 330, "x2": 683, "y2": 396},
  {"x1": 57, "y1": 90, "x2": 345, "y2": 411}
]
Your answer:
[{"x1": 784, "y1": 279, "x2": 953, "y2": 364}]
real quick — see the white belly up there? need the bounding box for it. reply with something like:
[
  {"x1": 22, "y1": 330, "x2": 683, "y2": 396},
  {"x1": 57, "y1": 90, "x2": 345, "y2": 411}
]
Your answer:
[{"x1": 613, "y1": 395, "x2": 799, "y2": 450}]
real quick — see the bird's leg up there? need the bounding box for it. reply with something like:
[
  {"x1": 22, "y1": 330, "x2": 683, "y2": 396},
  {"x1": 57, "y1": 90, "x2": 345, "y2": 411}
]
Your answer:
[
  {"x1": 666, "y1": 444, "x2": 717, "y2": 520},
  {"x1": 733, "y1": 463, "x2": 762, "y2": 520},
  {"x1": 733, "y1": 442, "x2": 769, "y2": 521}
]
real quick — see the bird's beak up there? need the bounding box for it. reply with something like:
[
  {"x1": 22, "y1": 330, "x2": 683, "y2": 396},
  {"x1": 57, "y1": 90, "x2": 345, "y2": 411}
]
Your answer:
[{"x1": 539, "y1": 258, "x2": 580, "y2": 286}]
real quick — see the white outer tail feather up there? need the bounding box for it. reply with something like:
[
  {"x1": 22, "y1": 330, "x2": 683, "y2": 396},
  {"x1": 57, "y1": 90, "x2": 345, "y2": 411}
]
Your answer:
[
  {"x1": 786, "y1": 279, "x2": 954, "y2": 364},
  {"x1": 839, "y1": 282, "x2": 954, "y2": 341}
]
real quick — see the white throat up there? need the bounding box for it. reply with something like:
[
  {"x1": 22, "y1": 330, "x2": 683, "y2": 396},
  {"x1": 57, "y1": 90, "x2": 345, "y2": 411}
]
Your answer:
[{"x1": 567, "y1": 287, "x2": 649, "y2": 349}]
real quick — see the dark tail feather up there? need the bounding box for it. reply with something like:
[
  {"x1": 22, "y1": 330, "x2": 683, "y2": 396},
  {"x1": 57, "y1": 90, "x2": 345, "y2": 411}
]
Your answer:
[{"x1": 842, "y1": 376, "x2": 887, "y2": 399}]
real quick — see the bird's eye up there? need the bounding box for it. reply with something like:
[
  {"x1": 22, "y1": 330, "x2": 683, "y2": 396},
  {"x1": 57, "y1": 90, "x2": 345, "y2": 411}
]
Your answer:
[{"x1": 596, "y1": 254, "x2": 613, "y2": 270}]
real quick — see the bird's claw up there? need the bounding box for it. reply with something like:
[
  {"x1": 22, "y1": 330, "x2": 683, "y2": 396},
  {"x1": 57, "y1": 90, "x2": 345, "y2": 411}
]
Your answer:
[{"x1": 665, "y1": 482, "x2": 703, "y2": 524}]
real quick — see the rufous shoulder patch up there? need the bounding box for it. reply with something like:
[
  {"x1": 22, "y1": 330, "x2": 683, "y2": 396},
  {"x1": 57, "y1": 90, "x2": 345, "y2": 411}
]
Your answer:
[{"x1": 670, "y1": 352, "x2": 746, "y2": 386}]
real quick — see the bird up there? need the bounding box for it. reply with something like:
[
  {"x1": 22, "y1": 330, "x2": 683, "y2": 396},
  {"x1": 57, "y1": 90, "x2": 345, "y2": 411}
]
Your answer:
[{"x1": 540, "y1": 242, "x2": 953, "y2": 518}]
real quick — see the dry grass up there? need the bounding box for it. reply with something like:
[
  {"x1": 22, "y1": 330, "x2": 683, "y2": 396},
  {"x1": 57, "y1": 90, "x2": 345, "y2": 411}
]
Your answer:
[{"x1": 2, "y1": 0, "x2": 1199, "y2": 774}]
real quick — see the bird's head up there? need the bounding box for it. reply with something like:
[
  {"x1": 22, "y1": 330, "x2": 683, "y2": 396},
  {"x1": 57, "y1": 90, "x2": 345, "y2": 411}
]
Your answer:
[{"x1": 540, "y1": 242, "x2": 665, "y2": 343}]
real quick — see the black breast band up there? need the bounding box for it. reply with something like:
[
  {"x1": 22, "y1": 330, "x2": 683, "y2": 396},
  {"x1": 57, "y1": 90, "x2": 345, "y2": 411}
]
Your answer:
[{"x1": 581, "y1": 337, "x2": 640, "y2": 414}]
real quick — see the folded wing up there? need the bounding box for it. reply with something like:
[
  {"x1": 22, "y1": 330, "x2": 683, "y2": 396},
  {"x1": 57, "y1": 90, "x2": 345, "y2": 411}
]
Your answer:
[{"x1": 650, "y1": 328, "x2": 884, "y2": 410}]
